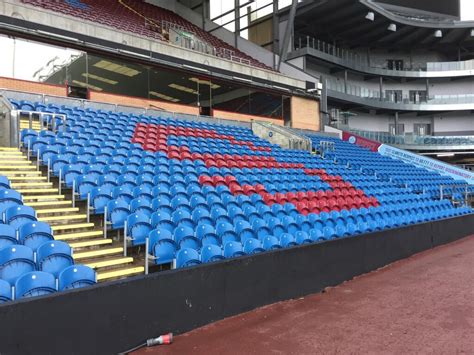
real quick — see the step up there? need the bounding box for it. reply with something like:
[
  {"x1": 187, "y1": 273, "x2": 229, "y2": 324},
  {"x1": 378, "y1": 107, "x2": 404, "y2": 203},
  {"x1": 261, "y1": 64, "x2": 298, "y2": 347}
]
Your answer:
[
  {"x1": 51, "y1": 223, "x2": 95, "y2": 232},
  {"x1": 27, "y1": 200, "x2": 71, "y2": 207},
  {"x1": 38, "y1": 214, "x2": 87, "y2": 223},
  {"x1": 0, "y1": 156, "x2": 27, "y2": 160},
  {"x1": 74, "y1": 247, "x2": 124, "y2": 260},
  {"x1": 70, "y1": 239, "x2": 113, "y2": 249},
  {"x1": 0, "y1": 171, "x2": 42, "y2": 176},
  {"x1": 22, "y1": 195, "x2": 65, "y2": 201},
  {"x1": 96, "y1": 266, "x2": 145, "y2": 282},
  {"x1": 0, "y1": 160, "x2": 31, "y2": 165},
  {"x1": 17, "y1": 188, "x2": 59, "y2": 194},
  {"x1": 11, "y1": 182, "x2": 53, "y2": 188},
  {"x1": 0, "y1": 147, "x2": 20, "y2": 151},
  {"x1": 55, "y1": 230, "x2": 103, "y2": 241},
  {"x1": 8, "y1": 176, "x2": 47, "y2": 181},
  {"x1": 0, "y1": 165, "x2": 36, "y2": 170},
  {"x1": 36, "y1": 207, "x2": 80, "y2": 215},
  {"x1": 85, "y1": 257, "x2": 134, "y2": 269}
]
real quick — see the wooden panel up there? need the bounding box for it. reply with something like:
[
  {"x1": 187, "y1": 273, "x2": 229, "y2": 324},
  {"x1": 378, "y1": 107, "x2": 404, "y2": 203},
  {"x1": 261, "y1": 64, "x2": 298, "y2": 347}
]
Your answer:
[
  {"x1": 291, "y1": 96, "x2": 320, "y2": 131},
  {"x1": 213, "y1": 109, "x2": 284, "y2": 126}
]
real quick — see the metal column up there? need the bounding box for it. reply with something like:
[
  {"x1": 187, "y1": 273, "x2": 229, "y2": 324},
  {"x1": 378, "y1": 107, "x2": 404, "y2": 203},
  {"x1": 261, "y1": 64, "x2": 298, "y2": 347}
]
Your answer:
[{"x1": 277, "y1": 0, "x2": 298, "y2": 71}]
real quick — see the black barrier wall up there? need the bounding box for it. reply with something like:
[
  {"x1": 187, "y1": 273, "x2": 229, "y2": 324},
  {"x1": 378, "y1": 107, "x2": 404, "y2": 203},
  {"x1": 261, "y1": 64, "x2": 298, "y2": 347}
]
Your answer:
[{"x1": 0, "y1": 214, "x2": 473, "y2": 354}]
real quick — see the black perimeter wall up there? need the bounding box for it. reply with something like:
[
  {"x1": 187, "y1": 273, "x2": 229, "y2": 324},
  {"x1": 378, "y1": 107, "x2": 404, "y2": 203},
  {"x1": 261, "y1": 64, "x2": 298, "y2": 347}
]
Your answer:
[{"x1": 0, "y1": 214, "x2": 473, "y2": 354}]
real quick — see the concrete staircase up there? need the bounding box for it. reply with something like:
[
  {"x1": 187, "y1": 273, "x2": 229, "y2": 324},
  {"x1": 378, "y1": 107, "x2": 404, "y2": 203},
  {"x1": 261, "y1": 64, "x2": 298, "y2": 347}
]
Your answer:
[{"x1": 0, "y1": 145, "x2": 144, "y2": 282}]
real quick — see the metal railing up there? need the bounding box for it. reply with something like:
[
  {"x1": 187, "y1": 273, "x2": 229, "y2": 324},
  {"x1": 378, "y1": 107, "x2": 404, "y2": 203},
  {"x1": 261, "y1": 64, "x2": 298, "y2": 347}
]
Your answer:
[
  {"x1": 252, "y1": 120, "x2": 312, "y2": 151},
  {"x1": 439, "y1": 184, "x2": 472, "y2": 206},
  {"x1": 294, "y1": 35, "x2": 474, "y2": 73},
  {"x1": 1, "y1": 89, "x2": 253, "y2": 129},
  {"x1": 326, "y1": 79, "x2": 474, "y2": 105},
  {"x1": 348, "y1": 129, "x2": 474, "y2": 147}
]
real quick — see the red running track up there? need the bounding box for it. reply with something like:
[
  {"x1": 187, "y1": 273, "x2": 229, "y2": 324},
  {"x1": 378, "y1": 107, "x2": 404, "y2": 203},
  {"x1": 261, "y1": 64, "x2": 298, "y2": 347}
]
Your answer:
[{"x1": 137, "y1": 236, "x2": 474, "y2": 354}]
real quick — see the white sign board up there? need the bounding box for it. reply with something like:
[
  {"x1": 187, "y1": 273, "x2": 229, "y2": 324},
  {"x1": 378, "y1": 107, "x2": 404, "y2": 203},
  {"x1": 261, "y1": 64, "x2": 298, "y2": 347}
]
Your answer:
[{"x1": 378, "y1": 144, "x2": 474, "y2": 185}]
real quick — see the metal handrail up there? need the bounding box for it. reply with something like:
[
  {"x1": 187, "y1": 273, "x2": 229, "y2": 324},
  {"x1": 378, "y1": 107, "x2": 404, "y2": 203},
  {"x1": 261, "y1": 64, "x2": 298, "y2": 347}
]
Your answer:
[
  {"x1": 253, "y1": 120, "x2": 312, "y2": 151},
  {"x1": 439, "y1": 184, "x2": 473, "y2": 205}
]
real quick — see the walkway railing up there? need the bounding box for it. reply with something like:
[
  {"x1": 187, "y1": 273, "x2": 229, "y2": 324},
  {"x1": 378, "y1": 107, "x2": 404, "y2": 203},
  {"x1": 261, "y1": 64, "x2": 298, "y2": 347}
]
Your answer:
[{"x1": 294, "y1": 35, "x2": 474, "y2": 73}]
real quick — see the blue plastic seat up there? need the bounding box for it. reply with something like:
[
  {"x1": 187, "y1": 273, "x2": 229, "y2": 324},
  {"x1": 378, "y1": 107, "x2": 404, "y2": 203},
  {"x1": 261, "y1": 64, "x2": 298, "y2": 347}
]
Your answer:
[
  {"x1": 262, "y1": 236, "x2": 282, "y2": 251},
  {"x1": 0, "y1": 224, "x2": 17, "y2": 249},
  {"x1": 295, "y1": 230, "x2": 312, "y2": 244},
  {"x1": 130, "y1": 198, "x2": 153, "y2": 216},
  {"x1": 243, "y1": 238, "x2": 265, "y2": 254},
  {"x1": 0, "y1": 189, "x2": 23, "y2": 215},
  {"x1": 149, "y1": 229, "x2": 176, "y2": 265},
  {"x1": 0, "y1": 176, "x2": 10, "y2": 190},
  {"x1": 223, "y1": 241, "x2": 245, "y2": 258},
  {"x1": 5, "y1": 205, "x2": 37, "y2": 229},
  {"x1": 201, "y1": 244, "x2": 224, "y2": 263},
  {"x1": 107, "y1": 200, "x2": 130, "y2": 229},
  {"x1": 195, "y1": 223, "x2": 219, "y2": 246},
  {"x1": 176, "y1": 248, "x2": 201, "y2": 268},
  {"x1": 0, "y1": 279, "x2": 12, "y2": 303},
  {"x1": 58, "y1": 265, "x2": 96, "y2": 290},
  {"x1": 0, "y1": 245, "x2": 36, "y2": 285},
  {"x1": 90, "y1": 187, "x2": 113, "y2": 214},
  {"x1": 174, "y1": 225, "x2": 200, "y2": 249},
  {"x1": 215, "y1": 221, "x2": 238, "y2": 244},
  {"x1": 15, "y1": 271, "x2": 56, "y2": 299},
  {"x1": 18, "y1": 221, "x2": 54, "y2": 251},
  {"x1": 37, "y1": 241, "x2": 74, "y2": 277},
  {"x1": 126, "y1": 214, "x2": 152, "y2": 246},
  {"x1": 280, "y1": 233, "x2": 297, "y2": 247}
]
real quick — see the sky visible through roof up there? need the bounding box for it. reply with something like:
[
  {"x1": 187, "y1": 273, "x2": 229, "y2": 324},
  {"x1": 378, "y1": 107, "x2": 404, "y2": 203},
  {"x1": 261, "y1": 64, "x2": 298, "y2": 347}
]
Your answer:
[{"x1": 461, "y1": 0, "x2": 474, "y2": 20}]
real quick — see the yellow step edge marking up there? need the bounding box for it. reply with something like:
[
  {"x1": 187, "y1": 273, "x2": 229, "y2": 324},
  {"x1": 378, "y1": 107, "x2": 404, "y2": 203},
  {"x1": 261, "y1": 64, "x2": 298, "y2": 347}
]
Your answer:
[
  {"x1": 0, "y1": 158, "x2": 27, "y2": 163},
  {"x1": 27, "y1": 200, "x2": 71, "y2": 207},
  {"x1": 7, "y1": 176, "x2": 46, "y2": 181},
  {"x1": 96, "y1": 267, "x2": 145, "y2": 281},
  {"x1": 17, "y1": 188, "x2": 59, "y2": 194},
  {"x1": 0, "y1": 165, "x2": 36, "y2": 170},
  {"x1": 0, "y1": 161, "x2": 31, "y2": 165},
  {"x1": 38, "y1": 214, "x2": 87, "y2": 222},
  {"x1": 51, "y1": 223, "x2": 94, "y2": 231},
  {"x1": 0, "y1": 147, "x2": 20, "y2": 151},
  {"x1": 11, "y1": 182, "x2": 53, "y2": 188},
  {"x1": 36, "y1": 207, "x2": 80, "y2": 214},
  {"x1": 74, "y1": 247, "x2": 123, "y2": 260},
  {"x1": 85, "y1": 257, "x2": 134, "y2": 269},
  {"x1": 22, "y1": 195, "x2": 65, "y2": 201},
  {"x1": 70, "y1": 239, "x2": 113, "y2": 248},
  {"x1": 55, "y1": 230, "x2": 103, "y2": 241},
  {"x1": 0, "y1": 171, "x2": 42, "y2": 176}
]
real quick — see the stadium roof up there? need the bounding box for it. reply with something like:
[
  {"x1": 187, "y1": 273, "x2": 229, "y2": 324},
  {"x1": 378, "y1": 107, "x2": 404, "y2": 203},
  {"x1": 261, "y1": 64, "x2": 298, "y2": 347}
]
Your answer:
[{"x1": 293, "y1": 0, "x2": 474, "y2": 54}]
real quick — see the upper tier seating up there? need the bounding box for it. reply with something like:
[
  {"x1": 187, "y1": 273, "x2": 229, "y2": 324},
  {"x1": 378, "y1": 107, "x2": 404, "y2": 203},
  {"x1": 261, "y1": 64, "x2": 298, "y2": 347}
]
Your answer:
[
  {"x1": 12, "y1": 99, "x2": 473, "y2": 270},
  {"x1": 0, "y1": 175, "x2": 96, "y2": 301},
  {"x1": 21, "y1": 0, "x2": 272, "y2": 70}
]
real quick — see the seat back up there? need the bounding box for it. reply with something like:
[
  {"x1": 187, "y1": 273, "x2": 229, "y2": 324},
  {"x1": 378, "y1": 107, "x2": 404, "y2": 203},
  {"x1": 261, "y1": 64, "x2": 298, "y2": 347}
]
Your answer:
[
  {"x1": 18, "y1": 221, "x2": 53, "y2": 251},
  {"x1": 15, "y1": 271, "x2": 56, "y2": 299},
  {"x1": 176, "y1": 248, "x2": 201, "y2": 268},
  {"x1": 58, "y1": 265, "x2": 96, "y2": 290},
  {"x1": 37, "y1": 241, "x2": 74, "y2": 277},
  {"x1": 0, "y1": 245, "x2": 35, "y2": 284},
  {"x1": 0, "y1": 279, "x2": 11, "y2": 303}
]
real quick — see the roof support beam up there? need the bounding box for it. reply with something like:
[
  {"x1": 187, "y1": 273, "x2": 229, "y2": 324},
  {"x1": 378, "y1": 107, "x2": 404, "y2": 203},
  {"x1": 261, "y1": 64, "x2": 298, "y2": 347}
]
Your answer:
[{"x1": 278, "y1": 0, "x2": 298, "y2": 71}]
